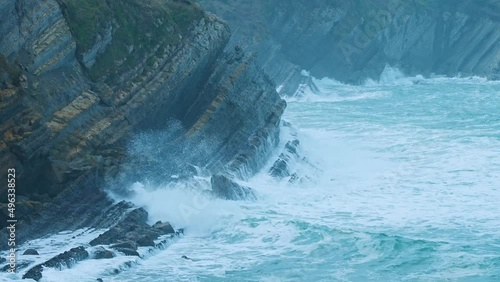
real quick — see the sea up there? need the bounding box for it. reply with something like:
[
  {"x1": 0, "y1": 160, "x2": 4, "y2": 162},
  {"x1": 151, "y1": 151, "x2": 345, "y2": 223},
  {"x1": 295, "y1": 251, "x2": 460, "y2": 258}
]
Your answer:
[{"x1": 2, "y1": 67, "x2": 500, "y2": 282}]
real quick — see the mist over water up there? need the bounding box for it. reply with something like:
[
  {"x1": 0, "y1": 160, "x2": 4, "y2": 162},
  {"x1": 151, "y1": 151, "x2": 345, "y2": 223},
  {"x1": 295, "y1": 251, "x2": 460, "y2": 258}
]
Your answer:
[{"x1": 6, "y1": 68, "x2": 500, "y2": 281}]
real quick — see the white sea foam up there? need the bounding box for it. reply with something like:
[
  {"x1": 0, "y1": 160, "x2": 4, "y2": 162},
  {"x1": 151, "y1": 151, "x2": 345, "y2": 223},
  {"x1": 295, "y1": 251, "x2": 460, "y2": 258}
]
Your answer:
[{"x1": 3, "y1": 69, "x2": 500, "y2": 281}]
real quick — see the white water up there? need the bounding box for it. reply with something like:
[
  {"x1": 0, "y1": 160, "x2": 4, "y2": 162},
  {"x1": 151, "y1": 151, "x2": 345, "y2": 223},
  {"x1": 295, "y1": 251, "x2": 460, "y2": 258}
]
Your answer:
[{"x1": 3, "y1": 67, "x2": 500, "y2": 281}]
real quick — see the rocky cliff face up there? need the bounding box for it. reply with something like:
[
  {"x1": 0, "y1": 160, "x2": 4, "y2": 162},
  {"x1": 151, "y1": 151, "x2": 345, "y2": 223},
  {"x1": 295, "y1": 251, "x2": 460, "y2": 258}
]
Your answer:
[
  {"x1": 200, "y1": 0, "x2": 500, "y2": 91},
  {"x1": 0, "y1": 0, "x2": 284, "y2": 248}
]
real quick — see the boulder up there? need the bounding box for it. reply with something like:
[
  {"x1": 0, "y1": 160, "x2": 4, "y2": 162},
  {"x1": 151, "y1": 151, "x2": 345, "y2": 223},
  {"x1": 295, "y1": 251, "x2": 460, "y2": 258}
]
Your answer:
[
  {"x1": 152, "y1": 221, "x2": 175, "y2": 234},
  {"x1": 111, "y1": 241, "x2": 137, "y2": 250},
  {"x1": 23, "y1": 248, "x2": 39, "y2": 255},
  {"x1": 93, "y1": 247, "x2": 114, "y2": 259}
]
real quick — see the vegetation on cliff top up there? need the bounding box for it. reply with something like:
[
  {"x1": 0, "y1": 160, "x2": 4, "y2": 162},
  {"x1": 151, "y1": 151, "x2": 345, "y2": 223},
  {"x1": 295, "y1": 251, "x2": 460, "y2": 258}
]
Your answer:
[{"x1": 62, "y1": 0, "x2": 204, "y2": 82}]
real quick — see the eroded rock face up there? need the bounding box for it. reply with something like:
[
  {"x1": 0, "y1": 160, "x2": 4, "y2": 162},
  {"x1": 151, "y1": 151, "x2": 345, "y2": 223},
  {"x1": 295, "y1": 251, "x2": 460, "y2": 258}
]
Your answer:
[
  {"x1": 211, "y1": 174, "x2": 257, "y2": 201},
  {"x1": 201, "y1": 0, "x2": 500, "y2": 89},
  {"x1": 269, "y1": 140, "x2": 302, "y2": 180},
  {"x1": 89, "y1": 208, "x2": 170, "y2": 248},
  {"x1": 0, "y1": 0, "x2": 285, "y2": 248}
]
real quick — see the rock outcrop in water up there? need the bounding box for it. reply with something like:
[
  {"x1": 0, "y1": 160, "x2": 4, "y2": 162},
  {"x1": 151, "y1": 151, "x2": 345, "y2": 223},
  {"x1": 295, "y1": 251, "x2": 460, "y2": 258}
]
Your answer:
[
  {"x1": 211, "y1": 174, "x2": 257, "y2": 201},
  {"x1": 23, "y1": 246, "x2": 89, "y2": 281},
  {"x1": 0, "y1": 0, "x2": 285, "y2": 252},
  {"x1": 200, "y1": 0, "x2": 500, "y2": 91}
]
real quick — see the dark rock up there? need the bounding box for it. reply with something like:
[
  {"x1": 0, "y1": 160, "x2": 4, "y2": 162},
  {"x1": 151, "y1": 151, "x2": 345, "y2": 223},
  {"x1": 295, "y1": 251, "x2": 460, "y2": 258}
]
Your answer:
[
  {"x1": 269, "y1": 140, "x2": 301, "y2": 179},
  {"x1": 269, "y1": 139, "x2": 318, "y2": 182},
  {"x1": 0, "y1": 257, "x2": 5, "y2": 264},
  {"x1": 90, "y1": 208, "x2": 150, "y2": 246},
  {"x1": 211, "y1": 174, "x2": 257, "y2": 201},
  {"x1": 111, "y1": 241, "x2": 138, "y2": 251},
  {"x1": 97, "y1": 279, "x2": 104, "y2": 282},
  {"x1": 181, "y1": 255, "x2": 191, "y2": 260},
  {"x1": 23, "y1": 249, "x2": 39, "y2": 255},
  {"x1": 114, "y1": 248, "x2": 140, "y2": 257},
  {"x1": 136, "y1": 235, "x2": 156, "y2": 247},
  {"x1": 93, "y1": 247, "x2": 114, "y2": 259},
  {"x1": 269, "y1": 156, "x2": 290, "y2": 179},
  {"x1": 153, "y1": 221, "x2": 175, "y2": 234},
  {"x1": 23, "y1": 246, "x2": 88, "y2": 281}
]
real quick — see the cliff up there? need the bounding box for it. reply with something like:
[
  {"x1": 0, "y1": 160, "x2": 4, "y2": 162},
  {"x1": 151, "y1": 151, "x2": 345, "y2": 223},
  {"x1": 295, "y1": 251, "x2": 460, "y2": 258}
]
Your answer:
[
  {"x1": 0, "y1": 0, "x2": 284, "y2": 248},
  {"x1": 200, "y1": 0, "x2": 500, "y2": 91}
]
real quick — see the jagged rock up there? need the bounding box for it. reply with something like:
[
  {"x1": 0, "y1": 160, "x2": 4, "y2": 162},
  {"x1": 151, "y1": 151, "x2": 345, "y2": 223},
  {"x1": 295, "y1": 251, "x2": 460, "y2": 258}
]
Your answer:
[
  {"x1": 136, "y1": 235, "x2": 156, "y2": 247},
  {"x1": 152, "y1": 221, "x2": 175, "y2": 234},
  {"x1": 269, "y1": 139, "x2": 318, "y2": 183},
  {"x1": 269, "y1": 157, "x2": 289, "y2": 179},
  {"x1": 111, "y1": 241, "x2": 138, "y2": 251},
  {"x1": 23, "y1": 246, "x2": 89, "y2": 281},
  {"x1": 23, "y1": 249, "x2": 39, "y2": 255},
  {"x1": 113, "y1": 248, "x2": 140, "y2": 257},
  {"x1": 90, "y1": 208, "x2": 150, "y2": 246},
  {"x1": 211, "y1": 174, "x2": 257, "y2": 201},
  {"x1": 90, "y1": 207, "x2": 170, "y2": 250},
  {"x1": 93, "y1": 247, "x2": 114, "y2": 259},
  {"x1": 269, "y1": 140, "x2": 301, "y2": 179},
  {"x1": 0, "y1": 257, "x2": 5, "y2": 263}
]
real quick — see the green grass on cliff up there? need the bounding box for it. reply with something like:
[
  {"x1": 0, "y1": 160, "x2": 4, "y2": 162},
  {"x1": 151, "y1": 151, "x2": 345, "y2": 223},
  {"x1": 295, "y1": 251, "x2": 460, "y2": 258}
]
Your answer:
[{"x1": 62, "y1": 0, "x2": 204, "y2": 82}]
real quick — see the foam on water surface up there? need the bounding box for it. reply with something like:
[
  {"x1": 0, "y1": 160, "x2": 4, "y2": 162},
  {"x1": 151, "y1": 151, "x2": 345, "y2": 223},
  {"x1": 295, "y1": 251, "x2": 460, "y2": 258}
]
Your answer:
[{"x1": 3, "y1": 68, "x2": 500, "y2": 281}]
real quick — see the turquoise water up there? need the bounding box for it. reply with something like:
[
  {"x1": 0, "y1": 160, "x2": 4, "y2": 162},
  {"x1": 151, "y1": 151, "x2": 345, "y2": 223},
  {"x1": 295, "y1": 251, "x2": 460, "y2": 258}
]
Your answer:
[
  {"x1": 104, "y1": 71, "x2": 500, "y2": 281},
  {"x1": 6, "y1": 70, "x2": 500, "y2": 282}
]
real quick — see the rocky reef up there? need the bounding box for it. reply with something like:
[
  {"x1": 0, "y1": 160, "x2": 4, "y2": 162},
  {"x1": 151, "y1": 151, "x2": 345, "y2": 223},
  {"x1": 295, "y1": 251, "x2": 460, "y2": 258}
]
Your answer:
[
  {"x1": 0, "y1": 0, "x2": 285, "y2": 260},
  {"x1": 200, "y1": 0, "x2": 500, "y2": 91}
]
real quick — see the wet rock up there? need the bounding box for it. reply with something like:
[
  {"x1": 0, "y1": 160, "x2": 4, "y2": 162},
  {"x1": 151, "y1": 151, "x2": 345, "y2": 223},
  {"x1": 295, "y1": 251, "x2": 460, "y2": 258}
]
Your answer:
[
  {"x1": 23, "y1": 246, "x2": 89, "y2": 281},
  {"x1": 23, "y1": 249, "x2": 39, "y2": 255},
  {"x1": 93, "y1": 247, "x2": 114, "y2": 259},
  {"x1": 90, "y1": 208, "x2": 150, "y2": 246},
  {"x1": 114, "y1": 248, "x2": 140, "y2": 257},
  {"x1": 0, "y1": 257, "x2": 5, "y2": 264},
  {"x1": 211, "y1": 174, "x2": 257, "y2": 201},
  {"x1": 111, "y1": 241, "x2": 137, "y2": 250},
  {"x1": 152, "y1": 221, "x2": 175, "y2": 234},
  {"x1": 269, "y1": 140, "x2": 300, "y2": 179},
  {"x1": 136, "y1": 235, "x2": 156, "y2": 247},
  {"x1": 90, "y1": 207, "x2": 179, "y2": 252},
  {"x1": 97, "y1": 279, "x2": 104, "y2": 282},
  {"x1": 269, "y1": 157, "x2": 290, "y2": 179},
  {"x1": 269, "y1": 139, "x2": 317, "y2": 182}
]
